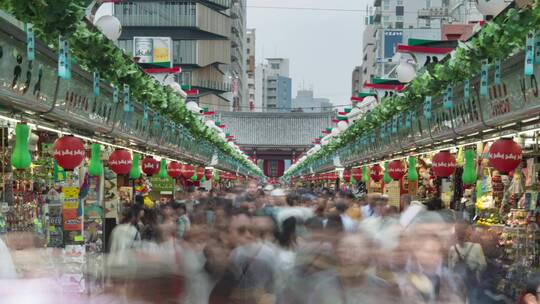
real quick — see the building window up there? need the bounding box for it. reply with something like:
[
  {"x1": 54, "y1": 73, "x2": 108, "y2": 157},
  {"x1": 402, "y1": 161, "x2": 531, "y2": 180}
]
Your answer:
[
  {"x1": 395, "y1": 22, "x2": 403, "y2": 28},
  {"x1": 383, "y1": 0, "x2": 390, "y2": 10},
  {"x1": 396, "y1": 6, "x2": 404, "y2": 16},
  {"x1": 426, "y1": 0, "x2": 431, "y2": 8},
  {"x1": 396, "y1": 16, "x2": 403, "y2": 21},
  {"x1": 397, "y1": 0, "x2": 403, "y2": 4},
  {"x1": 383, "y1": 16, "x2": 390, "y2": 21},
  {"x1": 271, "y1": 63, "x2": 280, "y2": 69},
  {"x1": 247, "y1": 38, "x2": 250, "y2": 43},
  {"x1": 425, "y1": 19, "x2": 431, "y2": 27}
]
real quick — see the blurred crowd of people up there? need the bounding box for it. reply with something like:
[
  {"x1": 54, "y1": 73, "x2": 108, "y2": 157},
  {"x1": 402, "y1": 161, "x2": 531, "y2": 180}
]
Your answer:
[{"x1": 3, "y1": 182, "x2": 540, "y2": 303}]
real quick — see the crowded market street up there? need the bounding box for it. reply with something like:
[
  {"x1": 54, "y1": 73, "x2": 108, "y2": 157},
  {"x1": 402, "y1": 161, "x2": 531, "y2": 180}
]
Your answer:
[{"x1": 2, "y1": 0, "x2": 540, "y2": 303}]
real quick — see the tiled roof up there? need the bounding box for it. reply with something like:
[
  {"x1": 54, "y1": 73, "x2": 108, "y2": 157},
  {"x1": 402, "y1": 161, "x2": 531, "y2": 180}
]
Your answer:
[{"x1": 218, "y1": 111, "x2": 334, "y2": 147}]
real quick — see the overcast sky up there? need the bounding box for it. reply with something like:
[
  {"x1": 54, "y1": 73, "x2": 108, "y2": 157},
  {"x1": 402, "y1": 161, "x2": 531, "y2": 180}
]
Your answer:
[{"x1": 247, "y1": 0, "x2": 369, "y2": 107}]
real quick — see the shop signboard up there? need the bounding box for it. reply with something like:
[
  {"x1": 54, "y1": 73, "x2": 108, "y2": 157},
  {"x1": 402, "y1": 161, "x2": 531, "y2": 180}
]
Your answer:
[
  {"x1": 150, "y1": 176, "x2": 174, "y2": 194},
  {"x1": 384, "y1": 30, "x2": 403, "y2": 59},
  {"x1": 133, "y1": 37, "x2": 172, "y2": 69}
]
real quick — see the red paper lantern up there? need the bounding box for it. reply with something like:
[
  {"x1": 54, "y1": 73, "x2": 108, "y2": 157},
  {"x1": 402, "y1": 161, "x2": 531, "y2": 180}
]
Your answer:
[
  {"x1": 196, "y1": 167, "x2": 205, "y2": 180},
  {"x1": 205, "y1": 169, "x2": 213, "y2": 180},
  {"x1": 352, "y1": 167, "x2": 362, "y2": 181},
  {"x1": 167, "y1": 161, "x2": 182, "y2": 179},
  {"x1": 432, "y1": 151, "x2": 456, "y2": 177},
  {"x1": 343, "y1": 169, "x2": 351, "y2": 182},
  {"x1": 142, "y1": 156, "x2": 159, "y2": 176},
  {"x1": 370, "y1": 164, "x2": 383, "y2": 182},
  {"x1": 388, "y1": 160, "x2": 406, "y2": 180},
  {"x1": 488, "y1": 138, "x2": 522, "y2": 173},
  {"x1": 181, "y1": 164, "x2": 195, "y2": 179},
  {"x1": 108, "y1": 149, "x2": 132, "y2": 175},
  {"x1": 53, "y1": 135, "x2": 85, "y2": 170}
]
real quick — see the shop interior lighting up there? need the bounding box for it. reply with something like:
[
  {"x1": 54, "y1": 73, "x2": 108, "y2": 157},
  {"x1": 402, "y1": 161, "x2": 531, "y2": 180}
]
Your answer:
[{"x1": 0, "y1": 114, "x2": 206, "y2": 166}]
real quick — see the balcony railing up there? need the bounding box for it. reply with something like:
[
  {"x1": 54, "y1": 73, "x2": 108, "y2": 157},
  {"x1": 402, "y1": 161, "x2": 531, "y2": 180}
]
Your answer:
[
  {"x1": 0, "y1": 14, "x2": 250, "y2": 171},
  {"x1": 191, "y1": 79, "x2": 231, "y2": 92}
]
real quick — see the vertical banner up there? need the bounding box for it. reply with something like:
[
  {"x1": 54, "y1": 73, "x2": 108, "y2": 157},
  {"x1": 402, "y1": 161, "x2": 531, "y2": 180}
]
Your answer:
[
  {"x1": 58, "y1": 36, "x2": 69, "y2": 79},
  {"x1": 534, "y1": 35, "x2": 540, "y2": 64},
  {"x1": 25, "y1": 23, "x2": 35, "y2": 61},
  {"x1": 112, "y1": 85, "x2": 119, "y2": 103},
  {"x1": 525, "y1": 31, "x2": 535, "y2": 76},
  {"x1": 464, "y1": 79, "x2": 470, "y2": 101},
  {"x1": 443, "y1": 85, "x2": 454, "y2": 110},
  {"x1": 93, "y1": 71, "x2": 100, "y2": 97},
  {"x1": 423, "y1": 96, "x2": 432, "y2": 120},
  {"x1": 480, "y1": 59, "x2": 489, "y2": 96},
  {"x1": 494, "y1": 59, "x2": 501, "y2": 85}
]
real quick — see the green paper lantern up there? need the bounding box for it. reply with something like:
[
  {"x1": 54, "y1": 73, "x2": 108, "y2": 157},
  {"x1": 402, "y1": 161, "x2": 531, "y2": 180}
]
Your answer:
[
  {"x1": 158, "y1": 159, "x2": 167, "y2": 178},
  {"x1": 462, "y1": 149, "x2": 477, "y2": 185},
  {"x1": 350, "y1": 174, "x2": 355, "y2": 184},
  {"x1": 383, "y1": 161, "x2": 392, "y2": 184},
  {"x1": 214, "y1": 171, "x2": 220, "y2": 182},
  {"x1": 408, "y1": 156, "x2": 418, "y2": 182},
  {"x1": 53, "y1": 160, "x2": 66, "y2": 182},
  {"x1": 88, "y1": 143, "x2": 103, "y2": 177},
  {"x1": 201, "y1": 174, "x2": 206, "y2": 183},
  {"x1": 361, "y1": 166, "x2": 369, "y2": 183},
  {"x1": 191, "y1": 171, "x2": 198, "y2": 181},
  {"x1": 130, "y1": 153, "x2": 141, "y2": 180},
  {"x1": 11, "y1": 123, "x2": 32, "y2": 170}
]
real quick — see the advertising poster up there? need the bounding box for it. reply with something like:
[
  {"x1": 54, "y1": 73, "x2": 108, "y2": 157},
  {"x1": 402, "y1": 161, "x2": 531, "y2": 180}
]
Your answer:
[
  {"x1": 62, "y1": 187, "x2": 81, "y2": 231},
  {"x1": 133, "y1": 37, "x2": 172, "y2": 69}
]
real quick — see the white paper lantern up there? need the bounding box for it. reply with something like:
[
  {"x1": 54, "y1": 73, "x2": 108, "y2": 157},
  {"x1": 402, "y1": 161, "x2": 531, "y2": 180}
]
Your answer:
[
  {"x1": 94, "y1": 15, "x2": 122, "y2": 41},
  {"x1": 331, "y1": 128, "x2": 340, "y2": 137},
  {"x1": 313, "y1": 144, "x2": 321, "y2": 151},
  {"x1": 168, "y1": 81, "x2": 182, "y2": 92},
  {"x1": 186, "y1": 101, "x2": 201, "y2": 113},
  {"x1": 476, "y1": 0, "x2": 509, "y2": 17},
  {"x1": 363, "y1": 96, "x2": 377, "y2": 105},
  {"x1": 337, "y1": 121, "x2": 349, "y2": 132},
  {"x1": 204, "y1": 120, "x2": 215, "y2": 128},
  {"x1": 218, "y1": 132, "x2": 226, "y2": 139},
  {"x1": 396, "y1": 61, "x2": 416, "y2": 83}
]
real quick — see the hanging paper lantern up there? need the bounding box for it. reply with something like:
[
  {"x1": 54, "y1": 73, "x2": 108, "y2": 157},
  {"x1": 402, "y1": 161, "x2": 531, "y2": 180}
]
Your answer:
[
  {"x1": 488, "y1": 138, "x2": 522, "y2": 173},
  {"x1": 205, "y1": 169, "x2": 213, "y2": 181},
  {"x1": 167, "y1": 161, "x2": 182, "y2": 179},
  {"x1": 94, "y1": 15, "x2": 122, "y2": 41},
  {"x1": 388, "y1": 160, "x2": 406, "y2": 180},
  {"x1": 129, "y1": 153, "x2": 141, "y2": 179},
  {"x1": 109, "y1": 149, "x2": 132, "y2": 175},
  {"x1": 408, "y1": 156, "x2": 418, "y2": 181},
  {"x1": 396, "y1": 61, "x2": 416, "y2": 83},
  {"x1": 11, "y1": 123, "x2": 32, "y2": 170},
  {"x1": 352, "y1": 167, "x2": 362, "y2": 182},
  {"x1": 196, "y1": 167, "x2": 205, "y2": 180},
  {"x1": 158, "y1": 159, "x2": 167, "y2": 178},
  {"x1": 383, "y1": 162, "x2": 392, "y2": 184},
  {"x1": 88, "y1": 143, "x2": 103, "y2": 177},
  {"x1": 370, "y1": 164, "x2": 383, "y2": 182},
  {"x1": 462, "y1": 149, "x2": 477, "y2": 185},
  {"x1": 181, "y1": 164, "x2": 195, "y2": 179},
  {"x1": 475, "y1": 0, "x2": 509, "y2": 17},
  {"x1": 53, "y1": 135, "x2": 85, "y2": 170},
  {"x1": 362, "y1": 166, "x2": 369, "y2": 183},
  {"x1": 343, "y1": 169, "x2": 351, "y2": 182},
  {"x1": 142, "y1": 156, "x2": 159, "y2": 176},
  {"x1": 432, "y1": 151, "x2": 456, "y2": 177}
]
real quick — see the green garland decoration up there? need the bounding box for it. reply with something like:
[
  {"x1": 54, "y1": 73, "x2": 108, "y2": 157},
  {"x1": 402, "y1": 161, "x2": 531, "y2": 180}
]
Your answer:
[
  {"x1": 286, "y1": 4, "x2": 540, "y2": 178},
  {"x1": 408, "y1": 156, "x2": 418, "y2": 182},
  {"x1": 383, "y1": 161, "x2": 392, "y2": 184},
  {"x1": 0, "y1": 0, "x2": 261, "y2": 176}
]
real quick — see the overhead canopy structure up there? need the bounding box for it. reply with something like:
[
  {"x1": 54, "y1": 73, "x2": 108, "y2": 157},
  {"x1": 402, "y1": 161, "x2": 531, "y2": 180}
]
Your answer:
[{"x1": 219, "y1": 111, "x2": 334, "y2": 148}]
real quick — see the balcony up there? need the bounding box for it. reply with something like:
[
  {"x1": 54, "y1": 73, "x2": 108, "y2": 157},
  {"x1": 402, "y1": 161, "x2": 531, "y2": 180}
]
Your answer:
[
  {"x1": 189, "y1": 66, "x2": 231, "y2": 92},
  {"x1": 114, "y1": 2, "x2": 231, "y2": 38},
  {"x1": 191, "y1": 79, "x2": 231, "y2": 92},
  {"x1": 200, "y1": 0, "x2": 232, "y2": 11}
]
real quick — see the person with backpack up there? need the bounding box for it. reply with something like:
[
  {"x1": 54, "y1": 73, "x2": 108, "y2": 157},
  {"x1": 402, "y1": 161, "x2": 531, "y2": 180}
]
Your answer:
[{"x1": 448, "y1": 220, "x2": 487, "y2": 303}]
